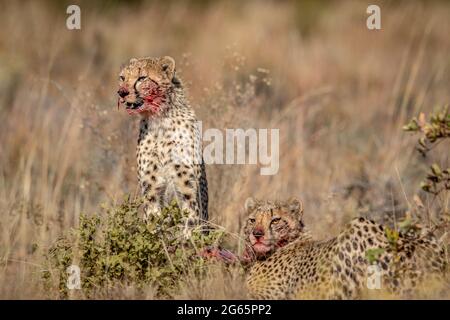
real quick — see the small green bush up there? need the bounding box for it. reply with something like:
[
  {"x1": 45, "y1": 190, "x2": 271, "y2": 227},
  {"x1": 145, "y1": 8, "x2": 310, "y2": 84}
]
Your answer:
[
  {"x1": 403, "y1": 105, "x2": 450, "y2": 195},
  {"x1": 44, "y1": 196, "x2": 225, "y2": 298},
  {"x1": 403, "y1": 105, "x2": 449, "y2": 236}
]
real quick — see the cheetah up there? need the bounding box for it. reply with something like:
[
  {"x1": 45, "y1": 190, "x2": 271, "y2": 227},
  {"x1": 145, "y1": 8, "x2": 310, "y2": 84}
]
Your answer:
[
  {"x1": 242, "y1": 198, "x2": 448, "y2": 299},
  {"x1": 117, "y1": 56, "x2": 208, "y2": 225},
  {"x1": 241, "y1": 197, "x2": 312, "y2": 262},
  {"x1": 200, "y1": 197, "x2": 310, "y2": 265}
]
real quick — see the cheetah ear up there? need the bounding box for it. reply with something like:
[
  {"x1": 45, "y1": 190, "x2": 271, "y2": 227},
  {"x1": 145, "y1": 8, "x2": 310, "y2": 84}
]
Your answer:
[
  {"x1": 129, "y1": 57, "x2": 138, "y2": 64},
  {"x1": 244, "y1": 197, "x2": 256, "y2": 213},
  {"x1": 160, "y1": 56, "x2": 176, "y2": 79},
  {"x1": 288, "y1": 197, "x2": 303, "y2": 218}
]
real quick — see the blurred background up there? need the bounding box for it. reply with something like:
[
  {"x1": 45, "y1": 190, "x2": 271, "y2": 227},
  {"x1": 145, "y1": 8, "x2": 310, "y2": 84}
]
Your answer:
[{"x1": 0, "y1": 0, "x2": 449, "y2": 298}]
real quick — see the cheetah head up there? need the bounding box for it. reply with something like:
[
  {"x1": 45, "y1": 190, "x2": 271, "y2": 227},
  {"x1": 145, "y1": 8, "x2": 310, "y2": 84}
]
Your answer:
[
  {"x1": 243, "y1": 197, "x2": 306, "y2": 260},
  {"x1": 117, "y1": 56, "x2": 181, "y2": 116}
]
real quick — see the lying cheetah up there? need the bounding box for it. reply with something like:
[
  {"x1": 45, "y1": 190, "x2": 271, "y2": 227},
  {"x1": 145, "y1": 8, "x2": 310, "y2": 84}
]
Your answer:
[
  {"x1": 242, "y1": 198, "x2": 447, "y2": 299},
  {"x1": 201, "y1": 197, "x2": 310, "y2": 264},
  {"x1": 117, "y1": 56, "x2": 208, "y2": 224}
]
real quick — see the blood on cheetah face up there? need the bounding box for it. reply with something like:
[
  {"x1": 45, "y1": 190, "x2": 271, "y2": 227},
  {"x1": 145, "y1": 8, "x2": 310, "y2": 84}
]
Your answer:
[
  {"x1": 243, "y1": 197, "x2": 304, "y2": 259},
  {"x1": 117, "y1": 56, "x2": 179, "y2": 116}
]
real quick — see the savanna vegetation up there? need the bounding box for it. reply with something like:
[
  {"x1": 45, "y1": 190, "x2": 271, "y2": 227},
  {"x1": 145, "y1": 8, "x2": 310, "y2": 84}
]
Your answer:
[{"x1": 0, "y1": 0, "x2": 448, "y2": 299}]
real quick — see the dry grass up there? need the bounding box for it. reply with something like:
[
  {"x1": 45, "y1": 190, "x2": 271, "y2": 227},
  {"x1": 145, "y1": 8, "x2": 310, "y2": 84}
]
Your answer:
[{"x1": 0, "y1": 0, "x2": 449, "y2": 299}]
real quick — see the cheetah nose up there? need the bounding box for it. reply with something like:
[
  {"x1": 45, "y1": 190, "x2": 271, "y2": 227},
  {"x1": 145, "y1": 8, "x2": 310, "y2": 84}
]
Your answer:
[
  {"x1": 118, "y1": 87, "x2": 129, "y2": 98},
  {"x1": 253, "y1": 229, "x2": 264, "y2": 240}
]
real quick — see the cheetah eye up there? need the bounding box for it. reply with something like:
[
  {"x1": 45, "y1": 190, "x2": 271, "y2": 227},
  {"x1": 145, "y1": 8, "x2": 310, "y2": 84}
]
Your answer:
[
  {"x1": 119, "y1": 76, "x2": 125, "y2": 81},
  {"x1": 248, "y1": 218, "x2": 256, "y2": 224},
  {"x1": 137, "y1": 76, "x2": 147, "y2": 82},
  {"x1": 271, "y1": 217, "x2": 281, "y2": 224}
]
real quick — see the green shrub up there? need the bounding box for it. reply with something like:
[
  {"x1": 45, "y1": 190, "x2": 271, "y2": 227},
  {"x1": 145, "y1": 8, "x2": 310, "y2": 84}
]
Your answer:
[
  {"x1": 403, "y1": 105, "x2": 449, "y2": 228},
  {"x1": 43, "y1": 196, "x2": 225, "y2": 298},
  {"x1": 403, "y1": 105, "x2": 450, "y2": 196}
]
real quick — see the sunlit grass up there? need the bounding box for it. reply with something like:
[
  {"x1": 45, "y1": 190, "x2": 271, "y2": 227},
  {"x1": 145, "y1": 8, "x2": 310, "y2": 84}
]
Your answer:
[{"x1": 0, "y1": 0, "x2": 448, "y2": 299}]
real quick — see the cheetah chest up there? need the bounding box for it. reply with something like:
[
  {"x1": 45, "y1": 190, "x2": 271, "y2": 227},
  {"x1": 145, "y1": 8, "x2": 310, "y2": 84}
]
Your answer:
[{"x1": 136, "y1": 117, "x2": 199, "y2": 199}]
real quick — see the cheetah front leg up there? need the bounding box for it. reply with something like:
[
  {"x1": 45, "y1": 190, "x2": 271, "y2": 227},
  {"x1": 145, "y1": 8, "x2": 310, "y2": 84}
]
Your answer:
[
  {"x1": 143, "y1": 200, "x2": 161, "y2": 221},
  {"x1": 171, "y1": 164, "x2": 203, "y2": 237},
  {"x1": 139, "y1": 169, "x2": 166, "y2": 221}
]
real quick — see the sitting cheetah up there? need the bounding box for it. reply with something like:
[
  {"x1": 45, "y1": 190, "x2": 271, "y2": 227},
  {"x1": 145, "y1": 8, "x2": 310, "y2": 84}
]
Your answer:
[
  {"x1": 243, "y1": 198, "x2": 447, "y2": 299},
  {"x1": 117, "y1": 56, "x2": 208, "y2": 224}
]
